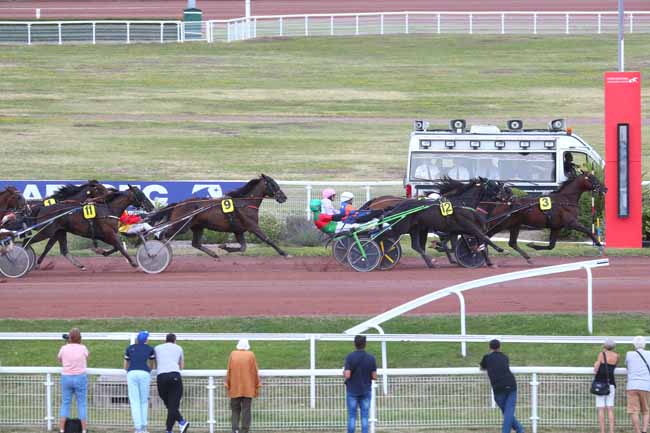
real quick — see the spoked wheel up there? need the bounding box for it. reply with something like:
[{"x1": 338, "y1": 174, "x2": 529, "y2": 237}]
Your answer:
[
  {"x1": 136, "y1": 240, "x2": 172, "y2": 274},
  {"x1": 0, "y1": 245, "x2": 31, "y2": 278},
  {"x1": 378, "y1": 238, "x2": 402, "y2": 271},
  {"x1": 347, "y1": 238, "x2": 382, "y2": 272},
  {"x1": 454, "y1": 235, "x2": 487, "y2": 269},
  {"x1": 332, "y1": 237, "x2": 352, "y2": 265},
  {"x1": 24, "y1": 245, "x2": 37, "y2": 272}
]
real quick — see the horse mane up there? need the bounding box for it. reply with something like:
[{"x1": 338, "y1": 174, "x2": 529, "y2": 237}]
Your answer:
[
  {"x1": 228, "y1": 178, "x2": 261, "y2": 198},
  {"x1": 0, "y1": 186, "x2": 18, "y2": 194},
  {"x1": 51, "y1": 184, "x2": 85, "y2": 200},
  {"x1": 435, "y1": 176, "x2": 481, "y2": 196},
  {"x1": 552, "y1": 176, "x2": 576, "y2": 193}
]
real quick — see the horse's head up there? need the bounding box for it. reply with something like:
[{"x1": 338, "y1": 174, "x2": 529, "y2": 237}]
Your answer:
[
  {"x1": 84, "y1": 180, "x2": 109, "y2": 199},
  {"x1": 485, "y1": 180, "x2": 513, "y2": 202},
  {"x1": 1, "y1": 186, "x2": 26, "y2": 211},
  {"x1": 579, "y1": 171, "x2": 607, "y2": 195},
  {"x1": 127, "y1": 185, "x2": 155, "y2": 212},
  {"x1": 260, "y1": 174, "x2": 287, "y2": 204}
]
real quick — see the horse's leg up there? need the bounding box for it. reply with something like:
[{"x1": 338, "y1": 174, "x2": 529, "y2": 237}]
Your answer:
[
  {"x1": 248, "y1": 226, "x2": 288, "y2": 257},
  {"x1": 191, "y1": 227, "x2": 221, "y2": 259},
  {"x1": 101, "y1": 247, "x2": 118, "y2": 257},
  {"x1": 409, "y1": 227, "x2": 436, "y2": 268},
  {"x1": 220, "y1": 232, "x2": 247, "y2": 253},
  {"x1": 58, "y1": 232, "x2": 87, "y2": 270},
  {"x1": 102, "y1": 231, "x2": 137, "y2": 267},
  {"x1": 35, "y1": 236, "x2": 59, "y2": 269},
  {"x1": 565, "y1": 220, "x2": 603, "y2": 246},
  {"x1": 446, "y1": 234, "x2": 459, "y2": 265},
  {"x1": 508, "y1": 226, "x2": 533, "y2": 264},
  {"x1": 527, "y1": 227, "x2": 561, "y2": 250},
  {"x1": 456, "y1": 219, "x2": 504, "y2": 253}
]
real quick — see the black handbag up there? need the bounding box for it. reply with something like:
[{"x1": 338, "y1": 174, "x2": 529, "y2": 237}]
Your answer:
[{"x1": 590, "y1": 351, "x2": 611, "y2": 396}]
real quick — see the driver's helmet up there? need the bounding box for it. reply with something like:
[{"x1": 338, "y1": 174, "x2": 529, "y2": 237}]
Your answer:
[
  {"x1": 322, "y1": 188, "x2": 336, "y2": 199},
  {"x1": 340, "y1": 191, "x2": 354, "y2": 203},
  {"x1": 1, "y1": 212, "x2": 16, "y2": 226},
  {"x1": 309, "y1": 199, "x2": 322, "y2": 213}
]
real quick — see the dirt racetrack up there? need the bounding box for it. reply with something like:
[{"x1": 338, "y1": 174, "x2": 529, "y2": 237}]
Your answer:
[{"x1": 1, "y1": 255, "x2": 647, "y2": 319}]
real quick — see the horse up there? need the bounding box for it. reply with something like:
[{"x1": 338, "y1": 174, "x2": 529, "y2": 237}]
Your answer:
[
  {"x1": 27, "y1": 180, "x2": 109, "y2": 209},
  {"x1": 0, "y1": 186, "x2": 26, "y2": 221},
  {"x1": 24, "y1": 186, "x2": 154, "y2": 270},
  {"x1": 379, "y1": 195, "x2": 505, "y2": 269},
  {"x1": 147, "y1": 174, "x2": 289, "y2": 258},
  {"x1": 486, "y1": 171, "x2": 607, "y2": 264}
]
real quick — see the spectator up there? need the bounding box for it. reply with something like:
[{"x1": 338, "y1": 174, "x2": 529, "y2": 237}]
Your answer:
[
  {"x1": 594, "y1": 339, "x2": 619, "y2": 433},
  {"x1": 125, "y1": 330, "x2": 156, "y2": 433},
  {"x1": 480, "y1": 339, "x2": 524, "y2": 433},
  {"x1": 224, "y1": 339, "x2": 261, "y2": 433},
  {"x1": 448, "y1": 159, "x2": 471, "y2": 180},
  {"x1": 414, "y1": 159, "x2": 442, "y2": 180},
  {"x1": 155, "y1": 333, "x2": 189, "y2": 433},
  {"x1": 626, "y1": 336, "x2": 650, "y2": 433},
  {"x1": 344, "y1": 335, "x2": 377, "y2": 433},
  {"x1": 57, "y1": 328, "x2": 89, "y2": 433}
]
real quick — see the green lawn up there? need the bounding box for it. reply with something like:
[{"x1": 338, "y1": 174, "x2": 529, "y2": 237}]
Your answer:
[
  {"x1": 0, "y1": 35, "x2": 649, "y2": 180},
  {"x1": 2, "y1": 314, "x2": 649, "y2": 369}
]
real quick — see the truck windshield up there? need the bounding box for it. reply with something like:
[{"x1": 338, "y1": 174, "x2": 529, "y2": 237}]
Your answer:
[{"x1": 410, "y1": 152, "x2": 556, "y2": 182}]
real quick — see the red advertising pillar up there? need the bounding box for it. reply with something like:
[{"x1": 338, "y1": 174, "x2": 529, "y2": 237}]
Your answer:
[{"x1": 604, "y1": 72, "x2": 642, "y2": 248}]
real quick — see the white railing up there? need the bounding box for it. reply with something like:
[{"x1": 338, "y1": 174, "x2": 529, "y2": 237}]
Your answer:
[
  {"x1": 0, "y1": 366, "x2": 635, "y2": 432},
  {"x1": 2, "y1": 11, "x2": 650, "y2": 45}
]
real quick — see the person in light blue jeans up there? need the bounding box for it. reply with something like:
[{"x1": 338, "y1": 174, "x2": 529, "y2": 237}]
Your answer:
[
  {"x1": 124, "y1": 331, "x2": 156, "y2": 433},
  {"x1": 344, "y1": 335, "x2": 377, "y2": 433},
  {"x1": 57, "y1": 328, "x2": 89, "y2": 433}
]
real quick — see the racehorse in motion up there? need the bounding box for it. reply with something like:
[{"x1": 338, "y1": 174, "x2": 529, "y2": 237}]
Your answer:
[
  {"x1": 24, "y1": 186, "x2": 154, "y2": 270},
  {"x1": 27, "y1": 180, "x2": 109, "y2": 209},
  {"x1": 486, "y1": 171, "x2": 607, "y2": 264},
  {"x1": 0, "y1": 186, "x2": 26, "y2": 222},
  {"x1": 147, "y1": 174, "x2": 289, "y2": 258}
]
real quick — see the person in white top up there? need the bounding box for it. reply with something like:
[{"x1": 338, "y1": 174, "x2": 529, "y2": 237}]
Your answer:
[
  {"x1": 448, "y1": 162, "x2": 470, "y2": 180},
  {"x1": 154, "y1": 333, "x2": 189, "y2": 433},
  {"x1": 626, "y1": 336, "x2": 650, "y2": 433},
  {"x1": 320, "y1": 188, "x2": 338, "y2": 216},
  {"x1": 414, "y1": 160, "x2": 442, "y2": 180}
]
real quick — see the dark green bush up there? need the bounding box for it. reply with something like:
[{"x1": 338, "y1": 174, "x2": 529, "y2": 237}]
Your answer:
[
  {"x1": 643, "y1": 187, "x2": 650, "y2": 241},
  {"x1": 281, "y1": 216, "x2": 326, "y2": 247}
]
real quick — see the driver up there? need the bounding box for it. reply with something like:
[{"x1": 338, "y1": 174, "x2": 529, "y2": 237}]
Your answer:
[
  {"x1": 564, "y1": 153, "x2": 578, "y2": 179},
  {"x1": 118, "y1": 211, "x2": 153, "y2": 235},
  {"x1": 414, "y1": 159, "x2": 442, "y2": 180}
]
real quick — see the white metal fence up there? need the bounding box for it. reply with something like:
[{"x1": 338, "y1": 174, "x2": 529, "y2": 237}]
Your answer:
[
  {"x1": 2, "y1": 11, "x2": 650, "y2": 45},
  {"x1": 0, "y1": 366, "x2": 635, "y2": 432}
]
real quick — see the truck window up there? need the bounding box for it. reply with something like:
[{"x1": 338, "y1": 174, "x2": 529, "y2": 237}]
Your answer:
[
  {"x1": 410, "y1": 152, "x2": 556, "y2": 182},
  {"x1": 565, "y1": 151, "x2": 596, "y2": 175}
]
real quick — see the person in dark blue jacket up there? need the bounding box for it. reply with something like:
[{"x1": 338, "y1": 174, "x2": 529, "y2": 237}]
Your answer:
[{"x1": 124, "y1": 331, "x2": 156, "y2": 433}]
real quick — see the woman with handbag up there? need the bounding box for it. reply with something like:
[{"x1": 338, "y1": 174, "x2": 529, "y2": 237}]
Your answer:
[{"x1": 593, "y1": 339, "x2": 619, "y2": 433}]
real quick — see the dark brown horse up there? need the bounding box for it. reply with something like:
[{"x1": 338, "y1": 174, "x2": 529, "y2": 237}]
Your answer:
[
  {"x1": 24, "y1": 186, "x2": 154, "y2": 270},
  {"x1": 27, "y1": 180, "x2": 109, "y2": 209},
  {"x1": 486, "y1": 171, "x2": 606, "y2": 263},
  {"x1": 148, "y1": 174, "x2": 289, "y2": 258},
  {"x1": 0, "y1": 187, "x2": 26, "y2": 221}
]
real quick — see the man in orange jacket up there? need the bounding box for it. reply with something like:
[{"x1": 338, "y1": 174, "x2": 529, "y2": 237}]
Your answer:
[{"x1": 224, "y1": 339, "x2": 261, "y2": 433}]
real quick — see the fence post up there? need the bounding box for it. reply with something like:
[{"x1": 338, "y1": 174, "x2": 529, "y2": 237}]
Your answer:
[
  {"x1": 45, "y1": 373, "x2": 53, "y2": 431},
  {"x1": 533, "y1": 13, "x2": 537, "y2": 35},
  {"x1": 57, "y1": 22, "x2": 62, "y2": 45},
  {"x1": 309, "y1": 335, "x2": 316, "y2": 409},
  {"x1": 160, "y1": 22, "x2": 164, "y2": 43},
  {"x1": 305, "y1": 15, "x2": 309, "y2": 36},
  {"x1": 437, "y1": 13, "x2": 441, "y2": 34},
  {"x1": 405, "y1": 13, "x2": 409, "y2": 34},
  {"x1": 27, "y1": 23, "x2": 31, "y2": 45},
  {"x1": 253, "y1": 18, "x2": 257, "y2": 38},
  {"x1": 586, "y1": 266, "x2": 593, "y2": 334},
  {"x1": 630, "y1": 13, "x2": 634, "y2": 33},
  {"x1": 365, "y1": 185, "x2": 371, "y2": 202},
  {"x1": 380, "y1": 13, "x2": 384, "y2": 35},
  {"x1": 92, "y1": 22, "x2": 96, "y2": 44},
  {"x1": 454, "y1": 291, "x2": 467, "y2": 357},
  {"x1": 207, "y1": 376, "x2": 216, "y2": 433},
  {"x1": 279, "y1": 17, "x2": 283, "y2": 37},
  {"x1": 530, "y1": 373, "x2": 539, "y2": 433},
  {"x1": 565, "y1": 13, "x2": 569, "y2": 35},
  {"x1": 369, "y1": 380, "x2": 378, "y2": 433},
  {"x1": 355, "y1": 15, "x2": 359, "y2": 36},
  {"x1": 372, "y1": 325, "x2": 388, "y2": 395},
  {"x1": 330, "y1": 15, "x2": 334, "y2": 36},
  {"x1": 126, "y1": 22, "x2": 130, "y2": 44},
  {"x1": 305, "y1": 185, "x2": 312, "y2": 220},
  {"x1": 469, "y1": 13, "x2": 473, "y2": 34},
  {"x1": 598, "y1": 13, "x2": 601, "y2": 34},
  {"x1": 501, "y1": 13, "x2": 505, "y2": 34}
]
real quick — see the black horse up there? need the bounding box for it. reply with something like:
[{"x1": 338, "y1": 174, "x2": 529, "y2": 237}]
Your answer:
[
  {"x1": 24, "y1": 186, "x2": 154, "y2": 270},
  {"x1": 148, "y1": 174, "x2": 289, "y2": 258},
  {"x1": 27, "y1": 180, "x2": 109, "y2": 210}
]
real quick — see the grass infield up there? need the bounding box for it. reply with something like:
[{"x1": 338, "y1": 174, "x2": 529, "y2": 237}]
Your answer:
[
  {"x1": 0, "y1": 35, "x2": 649, "y2": 181},
  {"x1": 2, "y1": 314, "x2": 649, "y2": 369}
]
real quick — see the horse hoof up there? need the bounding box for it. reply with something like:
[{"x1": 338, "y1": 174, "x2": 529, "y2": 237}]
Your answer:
[
  {"x1": 496, "y1": 247, "x2": 504, "y2": 253},
  {"x1": 526, "y1": 259, "x2": 534, "y2": 265},
  {"x1": 284, "y1": 254, "x2": 293, "y2": 259},
  {"x1": 80, "y1": 266, "x2": 87, "y2": 271},
  {"x1": 488, "y1": 263, "x2": 498, "y2": 268}
]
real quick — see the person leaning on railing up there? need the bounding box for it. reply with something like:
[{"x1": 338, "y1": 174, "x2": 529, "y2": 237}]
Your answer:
[
  {"x1": 626, "y1": 336, "x2": 650, "y2": 433},
  {"x1": 593, "y1": 339, "x2": 619, "y2": 433},
  {"x1": 57, "y1": 328, "x2": 89, "y2": 433}
]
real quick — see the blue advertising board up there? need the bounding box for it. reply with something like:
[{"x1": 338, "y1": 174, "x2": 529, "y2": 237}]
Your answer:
[{"x1": 0, "y1": 180, "x2": 246, "y2": 205}]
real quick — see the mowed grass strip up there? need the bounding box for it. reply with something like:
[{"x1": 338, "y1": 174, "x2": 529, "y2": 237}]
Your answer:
[
  {"x1": 2, "y1": 314, "x2": 649, "y2": 369},
  {"x1": 0, "y1": 35, "x2": 649, "y2": 180}
]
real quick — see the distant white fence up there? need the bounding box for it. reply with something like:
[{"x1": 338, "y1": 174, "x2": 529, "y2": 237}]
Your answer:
[
  {"x1": 0, "y1": 366, "x2": 636, "y2": 432},
  {"x1": 2, "y1": 11, "x2": 650, "y2": 45}
]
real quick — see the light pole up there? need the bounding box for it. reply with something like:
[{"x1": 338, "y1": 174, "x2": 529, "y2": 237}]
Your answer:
[{"x1": 618, "y1": 0, "x2": 624, "y2": 71}]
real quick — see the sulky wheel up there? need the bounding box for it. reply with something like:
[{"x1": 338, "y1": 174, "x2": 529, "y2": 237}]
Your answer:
[
  {"x1": 378, "y1": 238, "x2": 402, "y2": 271},
  {"x1": 136, "y1": 240, "x2": 172, "y2": 274},
  {"x1": 24, "y1": 244, "x2": 37, "y2": 272},
  {"x1": 454, "y1": 235, "x2": 487, "y2": 269},
  {"x1": 332, "y1": 237, "x2": 352, "y2": 266},
  {"x1": 0, "y1": 245, "x2": 31, "y2": 278},
  {"x1": 347, "y1": 238, "x2": 382, "y2": 272}
]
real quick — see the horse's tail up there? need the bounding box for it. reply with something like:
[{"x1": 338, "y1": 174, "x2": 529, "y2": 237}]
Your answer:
[{"x1": 146, "y1": 206, "x2": 174, "y2": 226}]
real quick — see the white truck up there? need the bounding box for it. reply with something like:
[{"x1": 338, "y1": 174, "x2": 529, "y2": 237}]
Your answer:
[{"x1": 404, "y1": 119, "x2": 604, "y2": 197}]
